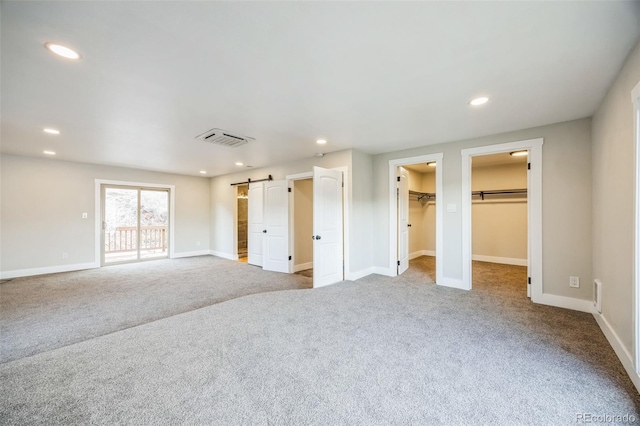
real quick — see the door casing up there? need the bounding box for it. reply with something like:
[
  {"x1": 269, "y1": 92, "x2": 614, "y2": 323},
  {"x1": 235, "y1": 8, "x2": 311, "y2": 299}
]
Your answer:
[{"x1": 388, "y1": 154, "x2": 443, "y2": 284}]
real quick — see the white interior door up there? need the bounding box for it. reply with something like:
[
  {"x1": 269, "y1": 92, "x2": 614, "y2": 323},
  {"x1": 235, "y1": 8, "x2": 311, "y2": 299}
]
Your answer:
[
  {"x1": 313, "y1": 167, "x2": 343, "y2": 288},
  {"x1": 397, "y1": 166, "x2": 409, "y2": 275},
  {"x1": 262, "y1": 180, "x2": 290, "y2": 273},
  {"x1": 248, "y1": 182, "x2": 264, "y2": 267}
]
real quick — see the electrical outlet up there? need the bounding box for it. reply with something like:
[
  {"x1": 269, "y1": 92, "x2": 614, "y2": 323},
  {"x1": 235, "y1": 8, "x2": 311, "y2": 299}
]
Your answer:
[
  {"x1": 82, "y1": 212, "x2": 88, "y2": 219},
  {"x1": 62, "y1": 252, "x2": 68, "y2": 259},
  {"x1": 570, "y1": 276, "x2": 580, "y2": 288}
]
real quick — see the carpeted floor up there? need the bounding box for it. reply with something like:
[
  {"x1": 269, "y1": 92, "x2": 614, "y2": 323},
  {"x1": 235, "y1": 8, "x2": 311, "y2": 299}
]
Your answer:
[
  {"x1": 1, "y1": 256, "x2": 638, "y2": 424},
  {"x1": 0, "y1": 256, "x2": 311, "y2": 363}
]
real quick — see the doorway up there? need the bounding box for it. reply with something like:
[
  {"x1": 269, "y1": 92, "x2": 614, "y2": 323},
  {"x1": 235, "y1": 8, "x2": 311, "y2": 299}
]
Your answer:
[
  {"x1": 236, "y1": 185, "x2": 248, "y2": 263},
  {"x1": 389, "y1": 154, "x2": 443, "y2": 284},
  {"x1": 470, "y1": 152, "x2": 529, "y2": 297},
  {"x1": 292, "y1": 178, "x2": 313, "y2": 278},
  {"x1": 101, "y1": 185, "x2": 170, "y2": 265},
  {"x1": 397, "y1": 163, "x2": 438, "y2": 282},
  {"x1": 461, "y1": 138, "x2": 543, "y2": 301}
]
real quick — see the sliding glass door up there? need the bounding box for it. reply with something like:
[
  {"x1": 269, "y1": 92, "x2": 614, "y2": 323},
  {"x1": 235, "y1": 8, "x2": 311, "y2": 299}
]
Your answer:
[{"x1": 102, "y1": 185, "x2": 170, "y2": 265}]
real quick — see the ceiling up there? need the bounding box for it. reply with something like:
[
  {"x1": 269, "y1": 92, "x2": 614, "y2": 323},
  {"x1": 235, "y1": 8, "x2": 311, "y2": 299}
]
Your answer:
[{"x1": 2, "y1": 2, "x2": 639, "y2": 177}]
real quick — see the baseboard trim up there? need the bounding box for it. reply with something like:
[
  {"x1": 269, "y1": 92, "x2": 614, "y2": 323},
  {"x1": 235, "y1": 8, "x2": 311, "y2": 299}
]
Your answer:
[
  {"x1": 209, "y1": 250, "x2": 238, "y2": 261},
  {"x1": 373, "y1": 266, "x2": 395, "y2": 277},
  {"x1": 537, "y1": 293, "x2": 593, "y2": 313},
  {"x1": 409, "y1": 250, "x2": 436, "y2": 260},
  {"x1": 472, "y1": 255, "x2": 527, "y2": 266},
  {"x1": 172, "y1": 250, "x2": 212, "y2": 259},
  {"x1": 346, "y1": 267, "x2": 374, "y2": 281},
  {"x1": 294, "y1": 262, "x2": 313, "y2": 273},
  {"x1": 438, "y1": 277, "x2": 468, "y2": 291},
  {"x1": 1, "y1": 262, "x2": 99, "y2": 279},
  {"x1": 593, "y1": 311, "x2": 640, "y2": 393}
]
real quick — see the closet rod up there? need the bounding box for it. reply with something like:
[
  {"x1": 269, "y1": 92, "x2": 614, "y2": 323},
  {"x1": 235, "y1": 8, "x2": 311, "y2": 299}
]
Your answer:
[
  {"x1": 409, "y1": 190, "x2": 435, "y2": 201},
  {"x1": 472, "y1": 188, "x2": 527, "y2": 200},
  {"x1": 230, "y1": 175, "x2": 273, "y2": 186},
  {"x1": 408, "y1": 188, "x2": 527, "y2": 201}
]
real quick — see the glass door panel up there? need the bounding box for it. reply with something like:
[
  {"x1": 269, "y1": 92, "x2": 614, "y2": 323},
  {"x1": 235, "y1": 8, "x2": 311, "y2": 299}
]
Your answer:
[
  {"x1": 104, "y1": 188, "x2": 139, "y2": 264},
  {"x1": 140, "y1": 189, "x2": 169, "y2": 259}
]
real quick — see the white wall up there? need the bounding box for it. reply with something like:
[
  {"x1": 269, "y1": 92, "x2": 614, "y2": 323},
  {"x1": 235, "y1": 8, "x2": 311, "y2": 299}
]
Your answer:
[
  {"x1": 592, "y1": 40, "x2": 640, "y2": 355},
  {"x1": 372, "y1": 118, "x2": 593, "y2": 301},
  {"x1": 349, "y1": 149, "x2": 374, "y2": 276},
  {"x1": 209, "y1": 149, "x2": 374, "y2": 278},
  {"x1": 1, "y1": 154, "x2": 211, "y2": 276}
]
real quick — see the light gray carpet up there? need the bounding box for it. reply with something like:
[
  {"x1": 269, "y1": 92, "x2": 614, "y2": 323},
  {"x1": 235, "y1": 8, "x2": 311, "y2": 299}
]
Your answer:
[
  {"x1": 0, "y1": 256, "x2": 311, "y2": 363},
  {"x1": 1, "y1": 256, "x2": 638, "y2": 424}
]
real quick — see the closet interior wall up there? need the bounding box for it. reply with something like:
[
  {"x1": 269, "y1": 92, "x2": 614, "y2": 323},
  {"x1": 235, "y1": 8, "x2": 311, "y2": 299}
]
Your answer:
[
  {"x1": 471, "y1": 162, "x2": 528, "y2": 264},
  {"x1": 406, "y1": 168, "x2": 436, "y2": 258},
  {"x1": 293, "y1": 179, "x2": 313, "y2": 271}
]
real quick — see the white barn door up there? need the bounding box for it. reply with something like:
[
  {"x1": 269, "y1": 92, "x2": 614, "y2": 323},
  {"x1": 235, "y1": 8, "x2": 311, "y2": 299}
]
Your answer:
[
  {"x1": 313, "y1": 167, "x2": 343, "y2": 288},
  {"x1": 263, "y1": 180, "x2": 290, "y2": 273},
  {"x1": 247, "y1": 182, "x2": 264, "y2": 267},
  {"x1": 397, "y1": 166, "x2": 409, "y2": 275}
]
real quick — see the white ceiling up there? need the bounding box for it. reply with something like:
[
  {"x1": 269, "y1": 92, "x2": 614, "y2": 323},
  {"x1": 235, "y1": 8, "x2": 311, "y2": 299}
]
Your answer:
[{"x1": 2, "y1": 2, "x2": 639, "y2": 177}]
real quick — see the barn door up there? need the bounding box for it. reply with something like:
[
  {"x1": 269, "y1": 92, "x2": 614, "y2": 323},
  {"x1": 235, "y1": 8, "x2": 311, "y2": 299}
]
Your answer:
[
  {"x1": 312, "y1": 167, "x2": 343, "y2": 288},
  {"x1": 397, "y1": 166, "x2": 409, "y2": 275},
  {"x1": 262, "y1": 180, "x2": 290, "y2": 273},
  {"x1": 247, "y1": 182, "x2": 264, "y2": 266}
]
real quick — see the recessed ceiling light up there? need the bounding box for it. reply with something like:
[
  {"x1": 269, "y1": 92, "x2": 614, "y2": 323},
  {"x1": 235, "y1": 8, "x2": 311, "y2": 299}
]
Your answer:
[
  {"x1": 235, "y1": 162, "x2": 243, "y2": 166},
  {"x1": 510, "y1": 150, "x2": 528, "y2": 157},
  {"x1": 43, "y1": 128, "x2": 61, "y2": 135},
  {"x1": 427, "y1": 162, "x2": 436, "y2": 167},
  {"x1": 469, "y1": 97, "x2": 489, "y2": 106},
  {"x1": 316, "y1": 139, "x2": 327, "y2": 145},
  {"x1": 43, "y1": 150, "x2": 56, "y2": 155},
  {"x1": 199, "y1": 171, "x2": 207, "y2": 174},
  {"x1": 44, "y1": 42, "x2": 82, "y2": 60}
]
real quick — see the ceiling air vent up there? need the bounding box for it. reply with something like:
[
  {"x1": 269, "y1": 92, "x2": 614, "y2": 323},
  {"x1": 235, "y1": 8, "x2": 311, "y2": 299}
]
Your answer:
[{"x1": 195, "y1": 128, "x2": 254, "y2": 148}]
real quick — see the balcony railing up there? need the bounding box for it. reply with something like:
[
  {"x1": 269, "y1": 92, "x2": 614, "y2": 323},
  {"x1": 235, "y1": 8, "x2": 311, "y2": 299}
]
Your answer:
[{"x1": 105, "y1": 226, "x2": 167, "y2": 253}]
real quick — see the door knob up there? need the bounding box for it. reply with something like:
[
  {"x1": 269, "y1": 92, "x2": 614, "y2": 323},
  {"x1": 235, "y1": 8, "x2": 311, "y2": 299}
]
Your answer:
[
  {"x1": 312, "y1": 235, "x2": 315, "y2": 240},
  {"x1": 408, "y1": 224, "x2": 412, "y2": 227},
  {"x1": 263, "y1": 230, "x2": 267, "y2": 233},
  {"x1": 315, "y1": 235, "x2": 321, "y2": 240}
]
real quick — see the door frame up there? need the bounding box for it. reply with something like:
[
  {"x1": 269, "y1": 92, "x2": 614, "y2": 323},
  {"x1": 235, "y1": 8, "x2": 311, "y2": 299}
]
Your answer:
[
  {"x1": 95, "y1": 179, "x2": 175, "y2": 266},
  {"x1": 287, "y1": 173, "x2": 314, "y2": 273},
  {"x1": 460, "y1": 138, "x2": 543, "y2": 300},
  {"x1": 388, "y1": 154, "x2": 443, "y2": 284},
  {"x1": 286, "y1": 166, "x2": 349, "y2": 279}
]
